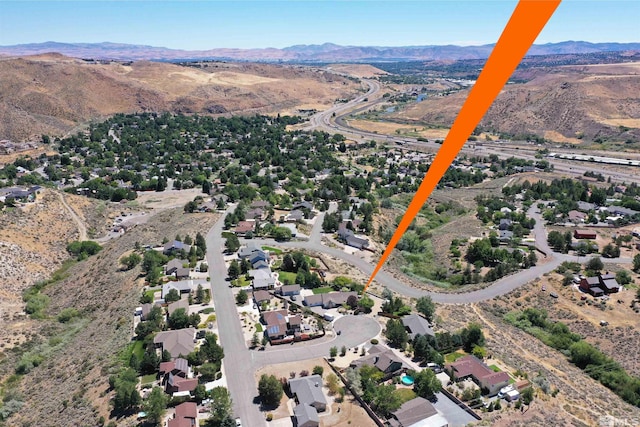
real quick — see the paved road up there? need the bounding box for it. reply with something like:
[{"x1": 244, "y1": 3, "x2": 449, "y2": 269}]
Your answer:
[
  {"x1": 206, "y1": 207, "x2": 265, "y2": 427},
  {"x1": 305, "y1": 78, "x2": 640, "y2": 185},
  {"x1": 245, "y1": 203, "x2": 630, "y2": 304},
  {"x1": 252, "y1": 315, "x2": 381, "y2": 368}
]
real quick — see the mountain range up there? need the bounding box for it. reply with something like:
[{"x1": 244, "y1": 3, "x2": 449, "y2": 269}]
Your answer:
[{"x1": 1, "y1": 41, "x2": 639, "y2": 62}]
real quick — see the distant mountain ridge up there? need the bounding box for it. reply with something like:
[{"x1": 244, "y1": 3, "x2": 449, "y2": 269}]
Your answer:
[{"x1": 1, "y1": 40, "x2": 639, "y2": 62}]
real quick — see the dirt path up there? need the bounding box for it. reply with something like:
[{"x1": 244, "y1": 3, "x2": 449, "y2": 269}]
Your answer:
[{"x1": 57, "y1": 192, "x2": 88, "y2": 241}]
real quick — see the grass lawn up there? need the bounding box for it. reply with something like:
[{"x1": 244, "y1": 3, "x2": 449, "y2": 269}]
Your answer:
[
  {"x1": 144, "y1": 288, "x2": 158, "y2": 301},
  {"x1": 489, "y1": 365, "x2": 502, "y2": 372},
  {"x1": 221, "y1": 231, "x2": 235, "y2": 239},
  {"x1": 393, "y1": 388, "x2": 416, "y2": 404},
  {"x1": 262, "y1": 246, "x2": 283, "y2": 255},
  {"x1": 255, "y1": 323, "x2": 263, "y2": 332},
  {"x1": 445, "y1": 351, "x2": 467, "y2": 363},
  {"x1": 141, "y1": 373, "x2": 157, "y2": 386},
  {"x1": 312, "y1": 286, "x2": 334, "y2": 294},
  {"x1": 277, "y1": 271, "x2": 297, "y2": 284},
  {"x1": 121, "y1": 341, "x2": 145, "y2": 364}
]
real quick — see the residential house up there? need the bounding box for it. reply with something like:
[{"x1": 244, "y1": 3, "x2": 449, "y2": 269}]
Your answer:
[
  {"x1": 580, "y1": 276, "x2": 604, "y2": 297},
  {"x1": 164, "y1": 259, "x2": 188, "y2": 275},
  {"x1": 293, "y1": 201, "x2": 313, "y2": 211},
  {"x1": 163, "y1": 240, "x2": 191, "y2": 255},
  {"x1": 388, "y1": 397, "x2": 448, "y2": 427},
  {"x1": 248, "y1": 250, "x2": 270, "y2": 266},
  {"x1": 288, "y1": 315, "x2": 302, "y2": 332},
  {"x1": 608, "y1": 206, "x2": 639, "y2": 217},
  {"x1": 280, "y1": 284, "x2": 301, "y2": 296},
  {"x1": 234, "y1": 220, "x2": 255, "y2": 236},
  {"x1": 250, "y1": 269, "x2": 276, "y2": 290},
  {"x1": 568, "y1": 210, "x2": 587, "y2": 223},
  {"x1": 168, "y1": 402, "x2": 197, "y2": 427},
  {"x1": 153, "y1": 328, "x2": 196, "y2": 359},
  {"x1": 253, "y1": 290, "x2": 273, "y2": 305},
  {"x1": 140, "y1": 303, "x2": 153, "y2": 320},
  {"x1": 402, "y1": 314, "x2": 435, "y2": 339},
  {"x1": 250, "y1": 200, "x2": 271, "y2": 210},
  {"x1": 303, "y1": 291, "x2": 357, "y2": 309},
  {"x1": 246, "y1": 208, "x2": 265, "y2": 220},
  {"x1": 252, "y1": 259, "x2": 270, "y2": 270},
  {"x1": 599, "y1": 273, "x2": 620, "y2": 293},
  {"x1": 167, "y1": 299, "x2": 189, "y2": 316},
  {"x1": 262, "y1": 310, "x2": 289, "y2": 340},
  {"x1": 574, "y1": 229, "x2": 597, "y2": 240},
  {"x1": 289, "y1": 375, "x2": 327, "y2": 411},
  {"x1": 577, "y1": 201, "x2": 596, "y2": 212},
  {"x1": 351, "y1": 345, "x2": 404, "y2": 377},
  {"x1": 337, "y1": 227, "x2": 369, "y2": 250},
  {"x1": 285, "y1": 209, "x2": 305, "y2": 223},
  {"x1": 499, "y1": 230, "x2": 514, "y2": 242},
  {"x1": 293, "y1": 403, "x2": 320, "y2": 427},
  {"x1": 159, "y1": 357, "x2": 190, "y2": 379},
  {"x1": 498, "y1": 219, "x2": 512, "y2": 230},
  {"x1": 446, "y1": 355, "x2": 510, "y2": 396},
  {"x1": 162, "y1": 281, "x2": 193, "y2": 299},
  {"x1": 175, "y1": 267, "x2": 190, "y2": 279}
]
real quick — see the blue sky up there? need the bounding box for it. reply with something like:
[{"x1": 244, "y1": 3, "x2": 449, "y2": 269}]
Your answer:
[{"x1": 0, "y1": 1, "x2": 638, "y2": 49}]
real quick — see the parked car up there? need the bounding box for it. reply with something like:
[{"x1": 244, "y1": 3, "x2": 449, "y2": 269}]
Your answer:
[
  {"x1": 235, "y1": 418, "x2": 242, "y2": 427},
  {"x1": 550, "y1": 292, "x2": 559, "y2": 298}
]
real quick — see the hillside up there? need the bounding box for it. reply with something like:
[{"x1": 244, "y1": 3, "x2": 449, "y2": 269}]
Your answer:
[
  {"x1": 0, "y1": 55, "x2": 360, "y2": 141},
  {"x1": 1, "y1": 206, "x2": 219, "y2": 426},
  {"x1": 389, "y1": 62, "x2": 640, "y2": 143}
]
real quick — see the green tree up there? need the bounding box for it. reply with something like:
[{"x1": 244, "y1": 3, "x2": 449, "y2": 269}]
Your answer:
[
  {"x1": 194, "y1": 384, "x2": 208, "y2": 404},
  {"x1": 273, "y1": 226, "x2": 292, "y2": 241},
  {"x1": 585, "y1": 256, "x2": 604, "y2": 273},
  {"x1": 164, "y1": 288, "x2": 181, "y2": 303},
  {"x1": 329, "y1": 346, "x2": 338, "y2": 359},
  {"x1": 460, "y1": 323, "x2": 485, "y2": 352},
  {"x1": 371, "y1": 384, "x2": 402, "y2": 417},
  {"x1": 521, "y1": 387, "x2": 534, "y2": 405},
  {"x1": 121, "y1": 253, "x2": 142, "y2": 270},
  {"x1": 228, "y1": 259, "x2": 240, "y2": 279},
  {"x1": 168, "y1": 308, "x2": 190, "y2": 329},
  {"x1": 312, "y1": 365, "x2": 324, "y2": 377},
  {"x1": 602, "y1": 244, "x2": 620, "y2": 258},
  {"x1": 384, "y1": 319, "x2": 409, "y2": 348},
  {"x1": 195, "y1": 284, "x2": 205, "y2": 304},
  {"x1": 236, "y1": 289, "x2": 248, "y2": 305},
  {"x1": 616, "y1": 270, "x2": 632, "y2": 286},
  {"x1": 206, "y1": 387, "x2": 234, "y2": 427},
  {"x1": 358, "y1": 294, "x2": 375, "y2": 313},
  {"x1": 258, "y1": 374, "x2": 283, "y2": 407},
  {"x1": 413, "y1": 369, "x2": 442, "y2": 398},
  {"x1": 416, "y1": 296, "x2": 435, "y2": 322},
  {"x1": 224, "y1": 234, "x2": 240, "y2": 253},
  {"x1": 143, "y1": 386, "x2": 168, "y2": 426},
  {"x1": 547, "y1": 231, "x2": 566, "y2": 252},
  {"x1": 633, "y1": 254, "x2": 640, "y2": 273},
  {"x1": 200, "y1": 333, "x2": 225, "y2": 364}
]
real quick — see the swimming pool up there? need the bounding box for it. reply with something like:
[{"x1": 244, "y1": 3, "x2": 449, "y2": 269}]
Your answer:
[{"x1": 401, "y1": 375, "x2": 415, "y2": 386}]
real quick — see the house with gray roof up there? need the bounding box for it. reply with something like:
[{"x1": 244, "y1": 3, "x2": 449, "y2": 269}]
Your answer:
[
  {"x1": 388, "y1": 397, "x2": 447, "y2": 427},
  {"x1": 402, "y1": 314, "x2": 434, "y2": 339},
  {"x1": 164, "y1": 259, "x2": 188, "y2": 275},
  {"x1": 154, "y1": 328, "x2": 196, "y2": 359},
  {"x1": 351, "y1": 346, "x2": 404, "y2": 376},
  {"x1": 163, "y1": 240, "x2": 191, "y2": 255},
  {"x1": 303, "y1": 291, "x2": 357, "y2": 309},
  {"x1": 167, "y1": 299, "x2": 189, "y2": 316},
  {"x1": 293, "y1": 403, "x2": 319, "y2": 427},
  {"x1": 289, "y1": 375, "x2": 327, "y2": 411}
]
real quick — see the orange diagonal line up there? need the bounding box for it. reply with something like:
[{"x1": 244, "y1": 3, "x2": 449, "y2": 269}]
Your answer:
[{"x1": 365, "y1": 0, "x2": 561, "y2": 291}]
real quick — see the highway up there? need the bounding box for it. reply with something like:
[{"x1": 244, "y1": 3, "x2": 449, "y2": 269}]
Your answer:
[{"x1": 306, "y1": 78, "x2": 640, "y2": 185}]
